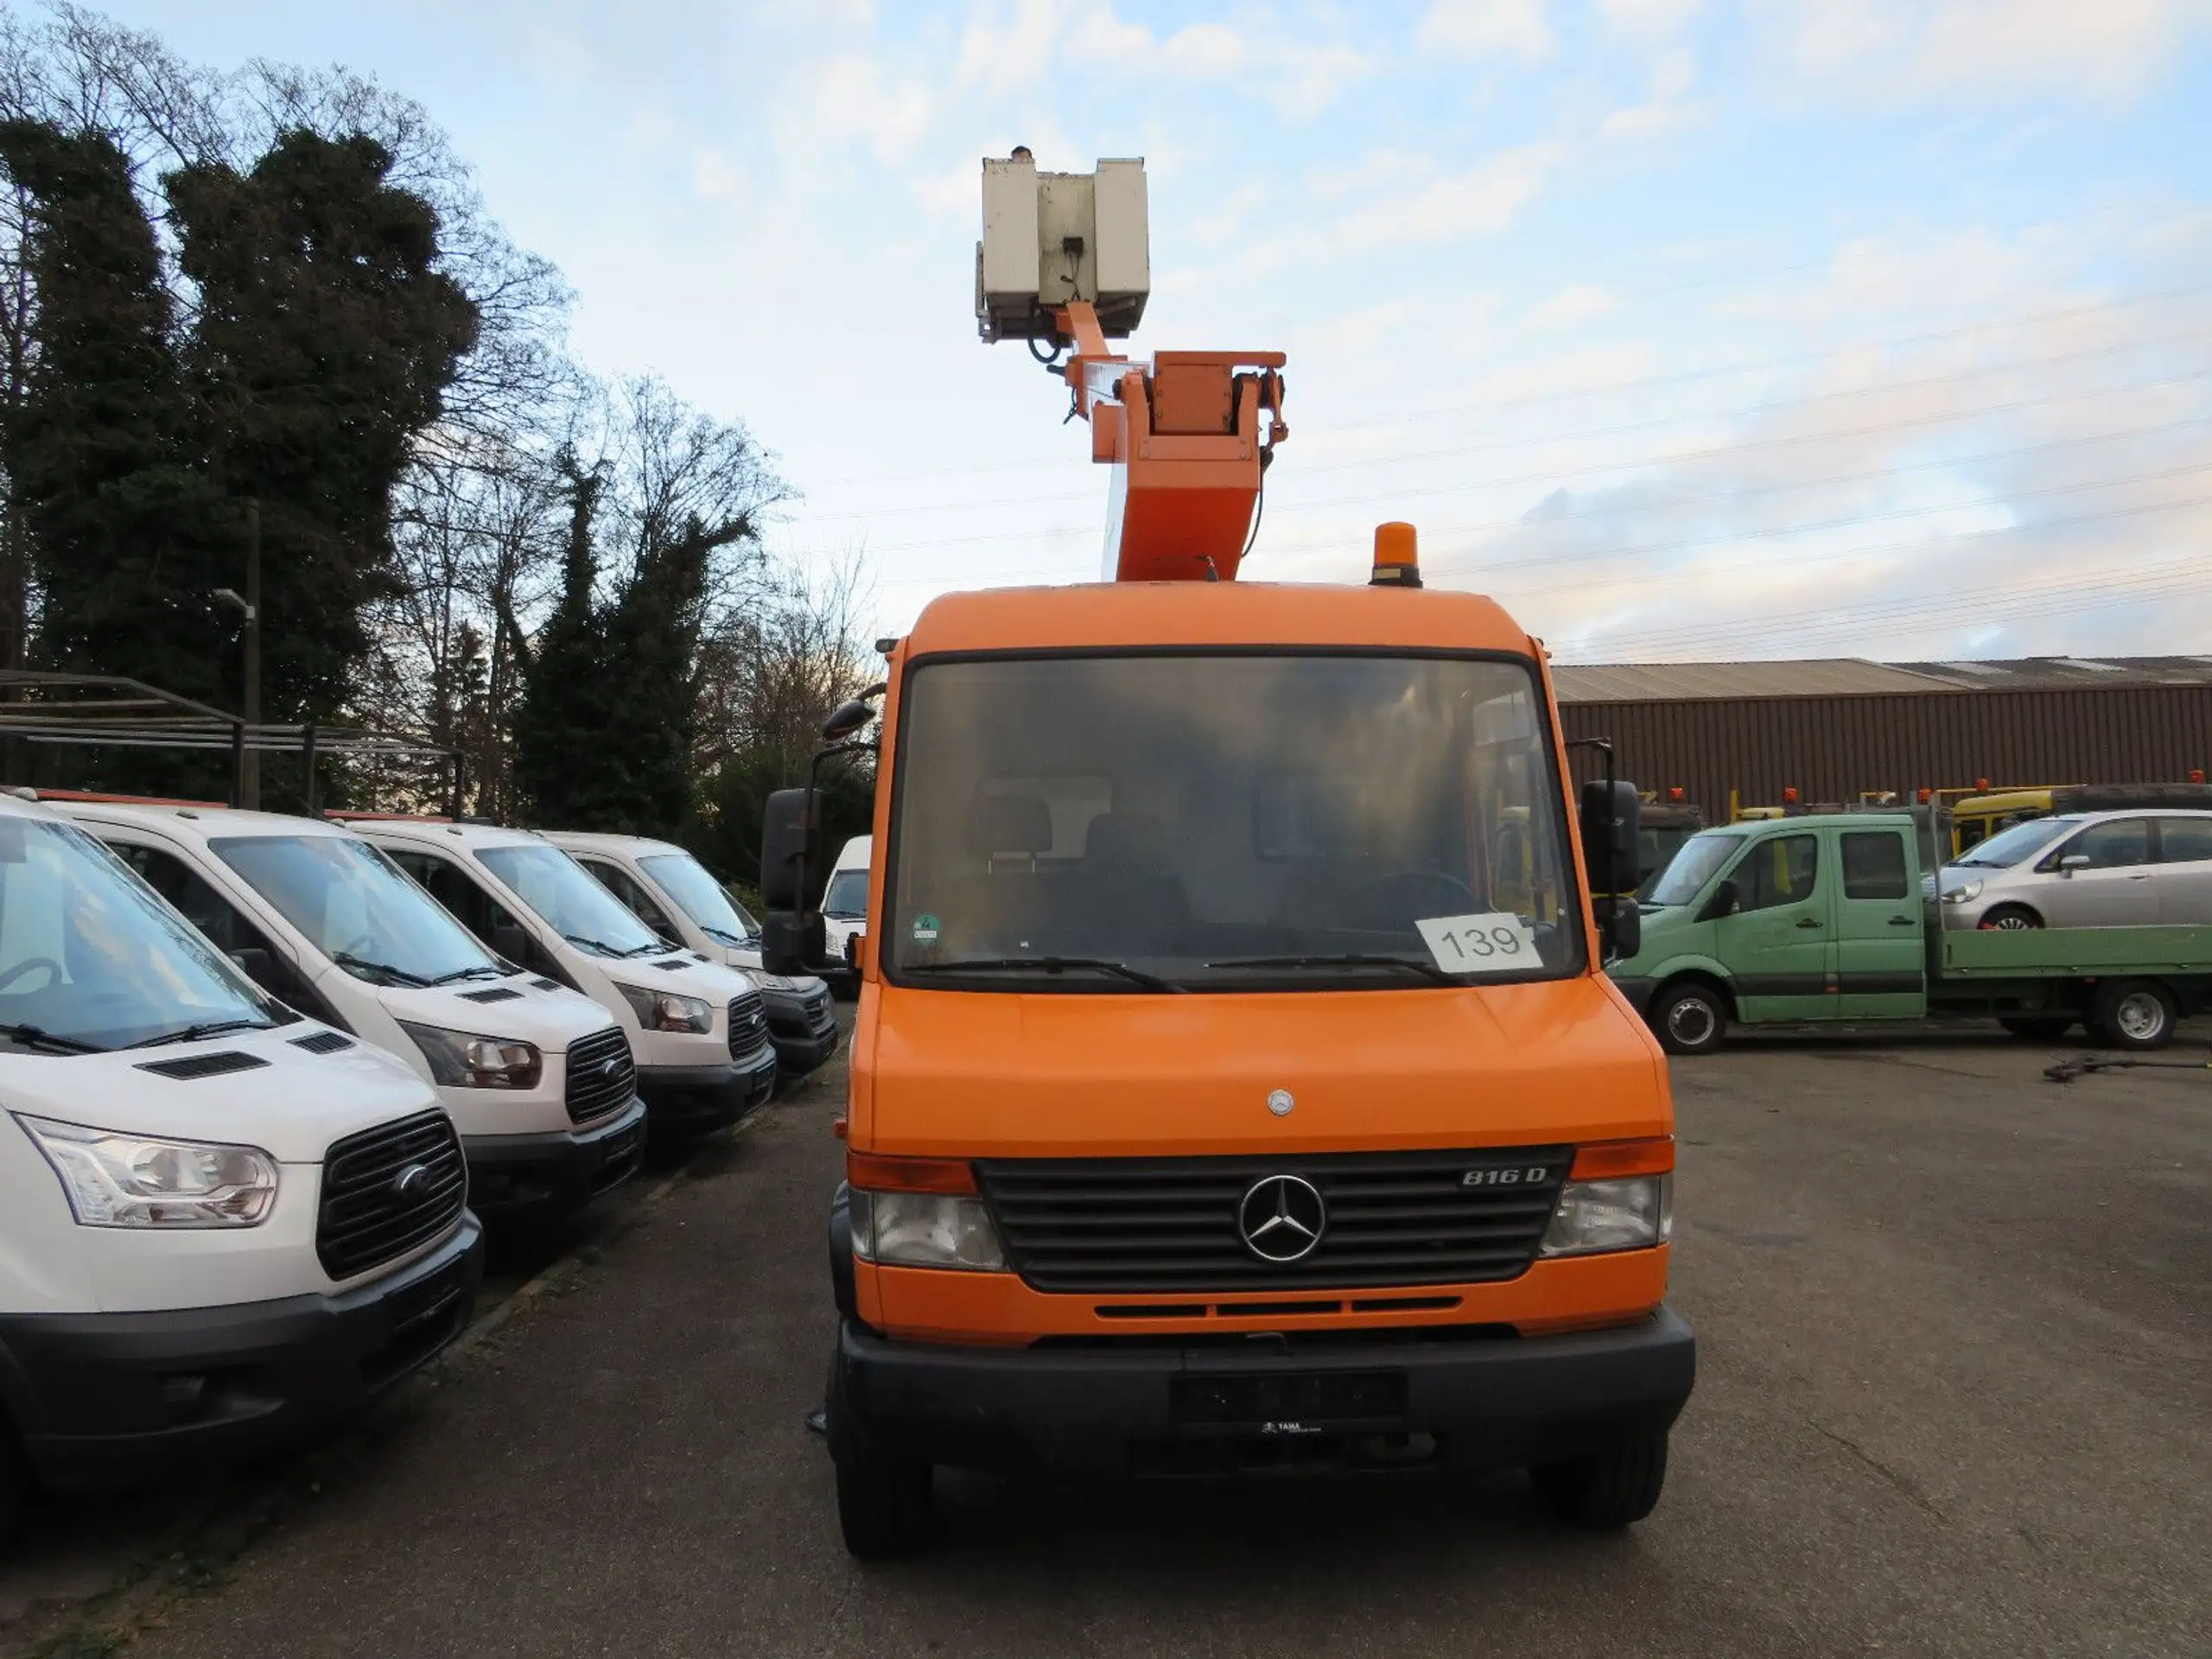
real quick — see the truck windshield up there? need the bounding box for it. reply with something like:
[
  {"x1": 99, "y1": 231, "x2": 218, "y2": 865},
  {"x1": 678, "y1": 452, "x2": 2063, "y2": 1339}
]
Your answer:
[
  {"x1": 1643, "y1": 830, "x2": 1744, "y2": 906},
  {"x1": 478, "y1": 844, "x2": 664, "y2": 957},
  {"x1": 1952, "y1": 817, "x2": 2075, "y2": 869},
  {"x1": 640, "y1": 853, "x2": 755, "y2": 946},
  {"x1": 0, "y1": 817, "x2": 276, "y2": 1052},
  {"x1": 213, "y1": 835, "x2": 504, "y2": 986},
  {"x1": 884, "y1": 652, "x2": 1584, "y2": 990}
]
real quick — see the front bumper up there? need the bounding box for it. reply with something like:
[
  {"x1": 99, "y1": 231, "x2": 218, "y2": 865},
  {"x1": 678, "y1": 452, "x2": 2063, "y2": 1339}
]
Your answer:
[
  {"x1": 461, "y1": 1097, "x2": 647, "y2": 1220},
  {"x1": 635, "y1": 1043, "x2": 778, "y2": 1135},
  {"x1": 763, "y1": 993, "x2": 841, "y2": 1072},
  {"x1": 831, "y1": 1306, "x2": 1695, "y2": 1478},
  {"x1": 0, "y1": 1217, "x2": 483, "y2": 1495}
]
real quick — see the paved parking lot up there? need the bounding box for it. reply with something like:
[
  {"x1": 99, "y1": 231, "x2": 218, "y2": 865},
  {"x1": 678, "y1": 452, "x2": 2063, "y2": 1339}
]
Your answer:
[{"x1": 7, "y1": 1021, "x2": 2209, "y2": 1658}]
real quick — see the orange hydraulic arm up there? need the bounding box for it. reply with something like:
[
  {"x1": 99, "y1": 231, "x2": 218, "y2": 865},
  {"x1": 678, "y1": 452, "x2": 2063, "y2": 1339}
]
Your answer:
[{"x1": 1055, "y1": 301, "x2": 1287, "y2": 583}]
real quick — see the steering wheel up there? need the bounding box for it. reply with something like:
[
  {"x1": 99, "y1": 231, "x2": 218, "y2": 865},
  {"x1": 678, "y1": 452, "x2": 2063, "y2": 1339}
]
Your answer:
[
  {"x1": 1327, "y1": 871, "x2": 1478, "y2": 931},
  {"x1": 0, "y1": 956, "x2": 63, "y2": 994}
]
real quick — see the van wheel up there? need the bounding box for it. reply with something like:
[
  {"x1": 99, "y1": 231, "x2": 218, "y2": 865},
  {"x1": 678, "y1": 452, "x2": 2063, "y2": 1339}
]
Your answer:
[
  {"x1": 825, "y1": 1357, "x2": 933, "y2": 1560},
  {"x1": 1650, "y1": 982, "x2": 1726, "y2": 1056},
  {"x1": 1978, "y1": 905, "x2": 2043, "y2": 931},
  {"x1": 1531, "y1": 1429, "x2": 1669, "y2": 1529},
  {"x1": 2094, "y1": 980, "x2": 2177, "y2": 1052},
  {"x1": 0, "y1": 1424, "x2": 27, "y2": 1555},
  {"x1": 1999, "y1": 1015, "x2": 2074, "y2": 1041}
]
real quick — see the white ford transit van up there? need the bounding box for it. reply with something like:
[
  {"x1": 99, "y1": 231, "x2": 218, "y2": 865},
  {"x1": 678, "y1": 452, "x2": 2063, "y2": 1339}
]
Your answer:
[
  {"x1": 541, "y1": 832, "x2": 840, "y2": 1075},
  {"x1": 51, "y1": 802, "x2": 646, "y2": 1225},
  {"x1": 343, "y1": 820, "x2": 777, "y2": 1138},
  {"x1": 820, "y1": 835, "x2": 870, "y2": 995},
  {"x1": 0, "y1": 792, "x2": 481, "y2": 1552}
]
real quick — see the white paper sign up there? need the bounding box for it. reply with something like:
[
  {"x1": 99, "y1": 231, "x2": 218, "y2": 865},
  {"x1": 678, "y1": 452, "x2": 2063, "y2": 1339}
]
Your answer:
[{"x1": 1414, "y1": 912, "x2": 1540, "y2": 975}]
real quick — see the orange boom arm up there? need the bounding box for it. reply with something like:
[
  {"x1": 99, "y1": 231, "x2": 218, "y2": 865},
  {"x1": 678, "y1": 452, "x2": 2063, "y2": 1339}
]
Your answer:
[{"x1": 1056, "y1": 300, "x2": 1287, "y2": 584}]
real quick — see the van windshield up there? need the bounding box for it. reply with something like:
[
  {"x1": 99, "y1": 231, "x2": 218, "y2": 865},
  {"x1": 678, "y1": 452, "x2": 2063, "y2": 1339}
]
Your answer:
[
  {"x1": 0, "y1": 816, "x2": 276, "y2": 1052},
  {"x1": 640, "y1": 853, "x2": 755, "y2": 947},
  {"x1": 1952, "y1": 817, "x2": 2075, "y2": 869},
  {"x1": 823, "y1": 870, "x2": 869, "y2": 920},
  {"x1": 884, "y1": 652, "x2": 1583, "y2": 991},
  {"x1": 213, "y1": 835, "x2": 503, "y2": 986},
  {"x1": 478, "y1": 844, "x2": 664, "y2": 957},
  {"x1": 1643, "y1": 830, "x2": 1744, "y2": 906}
]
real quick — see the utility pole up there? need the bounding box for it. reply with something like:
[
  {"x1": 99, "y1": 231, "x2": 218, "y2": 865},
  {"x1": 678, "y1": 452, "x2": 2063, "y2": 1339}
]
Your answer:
[{"x1": 214, "y1": 497, "x2": 262, "y2": 809}]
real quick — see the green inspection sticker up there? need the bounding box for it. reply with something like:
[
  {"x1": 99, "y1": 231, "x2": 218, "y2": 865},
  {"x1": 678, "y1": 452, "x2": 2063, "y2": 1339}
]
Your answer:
[{"x1": 911, "y1": 912, "x2": 941, "y2": 944}]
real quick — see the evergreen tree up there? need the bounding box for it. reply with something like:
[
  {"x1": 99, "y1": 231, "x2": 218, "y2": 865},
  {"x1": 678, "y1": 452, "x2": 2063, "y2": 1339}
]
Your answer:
[
  {"x1": 0, "y1": 119, "x2": 232, "y2": 724},
  {"x1": 167, "y1": 130, "x2": 478, "y2": 728},
  {"x1": 507, "y1": 459, "x2": 613, "y2": 824}
]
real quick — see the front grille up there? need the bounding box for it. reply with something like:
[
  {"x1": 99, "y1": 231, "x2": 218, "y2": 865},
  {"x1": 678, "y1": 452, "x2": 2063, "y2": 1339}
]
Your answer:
[
  {"x1": 975, "y1": 1147, "x2": 1571, "y2": 1294},
  {"x1": 564, "y1": 1027, "x2": 635, "y2": 1124},
  {"x1": 319, "y1": 1110, "x2": 467, "y2": 1281},
  {"x1": 766, "y1": 988, "x2": 836, "y2": 1039},
  {"x1": 727, "y1": 993, "x2": 770, "y2": 1059}
]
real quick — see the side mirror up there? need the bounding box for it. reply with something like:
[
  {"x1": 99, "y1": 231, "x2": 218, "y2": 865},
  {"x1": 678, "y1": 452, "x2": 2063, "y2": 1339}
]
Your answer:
[
  {"x1": 1580, "y1": 779, "x2": 1641, "y2": 962},
  {"x1": 226, "y1": 946, "x2": 276, "y2": 990},
  {"x1": 819, "y1": 698, "x2": 874, "y2": 743},
  {"x1": 2059, "y1": 854, "x2": 2089, "y2": 874},
  {"x1": 490, "y1": 921, "x2": 531, "y2": 965},
  {"x1": 1695, "y1": 878, "x2": 1739, "y2": 924},
  {"x1": 760, "y1": 787, "x2": 820, "y2": 912},
  {"x1": 1592, "y1": 895, "x2": 1641, "y2": 964},
  {"x1": 761, "y1": 912, "x2": 824, "y2": 977}
]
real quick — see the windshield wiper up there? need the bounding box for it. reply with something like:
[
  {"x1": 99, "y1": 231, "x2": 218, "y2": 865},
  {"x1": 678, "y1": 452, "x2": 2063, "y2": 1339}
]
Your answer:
[
  {"x1": 423, "y1": 964, "x2": 504, "y2": 985},
  {"x1": 700, "y1": 924, "x2": 749, "y2": 949},
  {"x1": 1205, "y1": 953, "x2": 1462, "y2": 986},
  {"x1": 333, "y1": 950, "x2": 430, "y2": 988},
  {"x1": 906, "y1": 957, "x2": 1185, "y2": 993},
  {"x1": 0, "y1": 1021, "x2": 107, "y2": 1054},
  {"x1": 121, "y1": 1017, "x2": 272, "y2": 1050}
]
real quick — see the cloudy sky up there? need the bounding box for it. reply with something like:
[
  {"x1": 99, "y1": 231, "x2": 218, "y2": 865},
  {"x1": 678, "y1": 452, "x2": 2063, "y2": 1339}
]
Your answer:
[{"x1": 108, "y1": 0, "x2": 2212, "y2": 664}]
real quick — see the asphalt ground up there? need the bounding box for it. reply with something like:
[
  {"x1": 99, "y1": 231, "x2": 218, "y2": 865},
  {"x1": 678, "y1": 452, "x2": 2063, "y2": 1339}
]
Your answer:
[{"x1": 8, "y1": 1016, "x2": 2210, "y2": 1657}]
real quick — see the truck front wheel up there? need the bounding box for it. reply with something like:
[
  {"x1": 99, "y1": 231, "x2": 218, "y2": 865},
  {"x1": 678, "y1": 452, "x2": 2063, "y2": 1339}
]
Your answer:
[
  {"x1": 1530, "y1": 1429, "x2": 1669, "y2": 1529},
  {"x1": 1651, "y1": 982, "x2": 1727, "y2": 1056},
  {"x1": 825, "y1": 1357, "x2": 934, "y2": 1560},
  {"x1": 2093, "y1": 979, "x2": 2177, "y2": 1052}
]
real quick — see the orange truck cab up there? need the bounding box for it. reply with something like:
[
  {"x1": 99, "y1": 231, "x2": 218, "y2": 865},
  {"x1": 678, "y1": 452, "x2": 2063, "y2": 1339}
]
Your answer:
[{"x1": 757, "y1": 155, "x2": 1693, "y2": 1557}]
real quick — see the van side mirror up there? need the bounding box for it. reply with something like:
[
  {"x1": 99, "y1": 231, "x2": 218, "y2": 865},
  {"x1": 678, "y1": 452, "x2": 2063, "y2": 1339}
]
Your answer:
[
  {"x1": 226, "y1": 946, "x2": 276, "y2": 990},
  {"x1": 819, "y1": 699, "x2": 874, "y2": 743},
  {"x1": 1592, "y1": 896, "x2": 1640, "y2": 963},
  {"x1": 490, "y1": 921, "x2": 531, "y2": 965},
  {"x1": 2059, "y1": 854, "x2": 2089, "y2": 875},
  {"x1": 1695, "y1": 878, "x2": 1739, "y2": 923},
  {"x1": 1580, "y1": 779, "x2": 1641, "y2": 962},
  {"x1": 761, "y1": 912, "x2": 824, "y2": 977},
  {"x1": 760, "y1": 788, "x2": 819, "y2": 912}
]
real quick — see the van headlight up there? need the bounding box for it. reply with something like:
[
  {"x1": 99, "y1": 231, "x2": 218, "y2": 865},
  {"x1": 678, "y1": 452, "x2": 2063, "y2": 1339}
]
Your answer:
[
  {"x1": 1942, "y1": 880, "x2": 1984, "y2": 906},
  {"x1": 16, "y1": 1114, "x2": 278, "y2": 1228},
  {"x1": 1541, "y1": 1174, "x2": 1673, "y2": 1256},
  {"x1": 615, "y1": 983, "x2": 713, "y2": 1033},
  {"x1": 849, "y1": 1188, "x2": 1007, "y2": 1271},
  {"x1": 400, "y1": 1022, "x2": 543, "y2": 1089}
]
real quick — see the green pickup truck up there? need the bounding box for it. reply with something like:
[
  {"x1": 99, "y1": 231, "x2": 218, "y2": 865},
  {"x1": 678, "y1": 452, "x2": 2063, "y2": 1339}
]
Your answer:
[{"x1": 1610, "y1": 811, "x2": 2212, "y2": 1055}]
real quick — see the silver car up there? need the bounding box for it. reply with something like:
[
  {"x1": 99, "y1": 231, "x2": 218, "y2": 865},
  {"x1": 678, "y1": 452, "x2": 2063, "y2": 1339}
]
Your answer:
[{"x1": 1937, "y1": 808, "x2": 2212, "y2": 929}]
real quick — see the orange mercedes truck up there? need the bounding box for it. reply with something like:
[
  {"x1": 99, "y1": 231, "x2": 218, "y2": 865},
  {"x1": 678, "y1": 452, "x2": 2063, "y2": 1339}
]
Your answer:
[{"x1": 758, "y1": 156, "x2": 1692, "y2": 1557}]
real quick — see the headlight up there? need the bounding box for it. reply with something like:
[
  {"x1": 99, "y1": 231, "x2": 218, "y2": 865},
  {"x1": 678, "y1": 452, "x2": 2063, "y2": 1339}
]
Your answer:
[
  {"x1": 16, "y1": 1114, "x2": 277, "y2": 1228},
  {"x1": 399, "y1": 1021, "x2": 543, "y2": 1089},
  {"x1": 745, "y1": 969, "x2": 798, "y2": 994},
  {"x1": 849, "y1": 1188, "x2": 1007, "y2": 1271},
  {"x1": 614, "y1": 983, "x2": 714, "y2": 1033},
  {"x1": 1942, "y1": 880, "x2": 1984, "y2": 905},
  {"x1": 1540, "y1": 1175, "x2": 1672, "y2": 1257}
]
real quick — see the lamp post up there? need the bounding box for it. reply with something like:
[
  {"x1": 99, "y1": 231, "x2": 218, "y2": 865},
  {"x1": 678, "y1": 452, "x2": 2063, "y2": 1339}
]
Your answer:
[{"x1": 213, "y1": 498, "x2": 261, "y2": 809}]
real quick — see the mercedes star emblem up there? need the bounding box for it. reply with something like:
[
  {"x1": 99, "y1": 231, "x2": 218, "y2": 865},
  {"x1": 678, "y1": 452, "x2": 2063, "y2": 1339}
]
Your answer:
[
  {"x1": 391, "y1": 1162, "x2": 433, "y2": 1201},
  {"x1": 1266, "y1": 1088, "x2": 1294, "y2": 1116},
  {"x1": 1237, "y1": 1173, "x2": 1326, "y2": 1263}
]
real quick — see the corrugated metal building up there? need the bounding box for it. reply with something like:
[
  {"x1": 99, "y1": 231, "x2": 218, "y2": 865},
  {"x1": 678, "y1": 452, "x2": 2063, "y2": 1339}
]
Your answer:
[{"x1": 1553, "y1": 656, "x2": 2212, "y2": 817}]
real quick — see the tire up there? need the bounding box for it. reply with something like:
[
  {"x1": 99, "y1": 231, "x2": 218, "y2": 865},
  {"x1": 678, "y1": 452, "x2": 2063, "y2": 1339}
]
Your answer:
[
  {"x1": 1978, "y1": 905, "x2": 2044, "y2": 931},
  {"x1": 0, "y1": 1421, "x2": 28, "y2": 1557},
  {"x1": 824, "y1": 1355, "x2": 933, "y2": 1560},
  {"x1": 1531, "y1": 1429, "x2": 1669, "y2": 1529},
  {"x1": 2093, "y1": 979, "x2": 2177, "y2": 1052},
  {"x1": 1650, "y1": 982, "x2": 1726, "y2": 1057},
  {"x1": 1999, "y1": 1015, "x2": 2075, "y2": 1041}
]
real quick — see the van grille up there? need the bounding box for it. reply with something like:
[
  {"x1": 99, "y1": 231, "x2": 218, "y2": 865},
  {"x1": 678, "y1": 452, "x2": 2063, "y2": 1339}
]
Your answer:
[
  {"x1": 766, "y1": 985, "x2": 836, "y2": 1039},
  {"x1": 318, "y1": 1111, "x2": 467, "y2": 1281},
  {"x1": 564, "y1": 1027, "x2": 635, "y2": 1124},
  {"x1": 974, "y1": 1147, "x2": 1572, "y2": 1294},
  {"x1": 728, "y1": 992, "x2": 770, "y2": 1059}
]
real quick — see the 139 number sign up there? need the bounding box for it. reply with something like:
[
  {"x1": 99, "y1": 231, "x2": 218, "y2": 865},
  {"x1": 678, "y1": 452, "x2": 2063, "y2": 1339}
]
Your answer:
[{"x1": 1413, "y1": 912, "x2": 1541, "y2": 976}]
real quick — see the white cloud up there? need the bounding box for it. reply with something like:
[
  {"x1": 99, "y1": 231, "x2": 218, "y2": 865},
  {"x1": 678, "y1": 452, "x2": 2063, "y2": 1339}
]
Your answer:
[
  {"x1": 1598, "y1": 0, "x2": 1706, "y2": 38},
  {"x1": 1529, "y1": 283, "x2": 1620, "y2": 328},
  {"x1": 1596, "y1": 48, "x2": 1708, "y2": 143},
  {"x1": 787, "y1": 52, "x2": 938, "y2": 166},
  {"x1": 1329, "y1": 142, "x2": 1565, "y2": 250},
  {"x1": 692, "y1": 148, "x2": 748, "y2": 202},
  {"x1": 1754, "y1": 0, "x2": 2212, "y2": 104},
  {"x1": 1417, "y1": 0, "x2": 1554, "y2": 61}
]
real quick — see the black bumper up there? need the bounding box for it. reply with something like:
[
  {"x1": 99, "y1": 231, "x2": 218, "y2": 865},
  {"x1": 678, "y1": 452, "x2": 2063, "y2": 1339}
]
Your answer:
[
  {"x1": 764, "y1": 1000, "x2": 841, "y2": 1072},
  {"x1": 0, "y1": 1217, "x2": 483, "y2": 1496},
  {"x1": 1609, "y1": 975, "x2": 1657, "y2": 1016},
  {"x1": 461, "y1": 1097, "x2": 647, "y2": 1220},
  {"x1": 832, "y1": 1306, "x2": 1695, "y2": 1478},
  {"x1": 636, "y1": 1045, "x2": 777, "y2": 1135}
]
